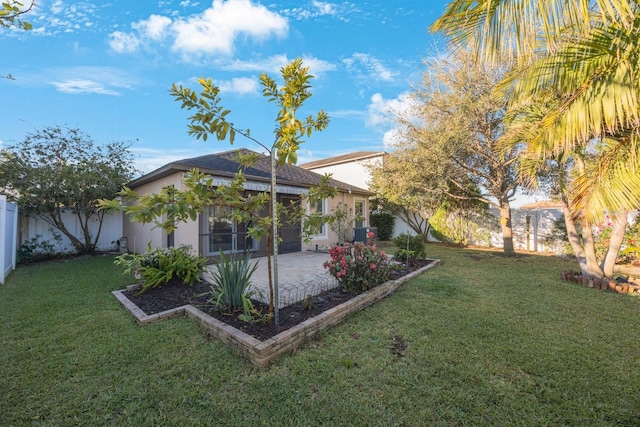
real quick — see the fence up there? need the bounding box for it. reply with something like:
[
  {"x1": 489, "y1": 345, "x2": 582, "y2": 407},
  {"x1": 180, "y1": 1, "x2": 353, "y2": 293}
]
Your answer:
[
  {"x1": 20, "y1": 211, "x2": 123, "y2": 254},
  {"x1": 1, "y1": 195, "x2": 19, "y2": 284}
]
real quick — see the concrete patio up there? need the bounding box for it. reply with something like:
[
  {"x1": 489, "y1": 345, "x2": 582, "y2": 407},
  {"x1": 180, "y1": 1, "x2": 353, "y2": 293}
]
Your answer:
[{"x1": 204, "y1": 250, "x2": 339, "y2": 308}]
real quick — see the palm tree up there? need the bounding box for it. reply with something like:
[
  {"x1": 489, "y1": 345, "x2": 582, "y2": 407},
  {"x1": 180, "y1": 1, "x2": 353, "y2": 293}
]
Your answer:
[{"x1": 431, "y1": 0, "x2": 640, "y2": 278}]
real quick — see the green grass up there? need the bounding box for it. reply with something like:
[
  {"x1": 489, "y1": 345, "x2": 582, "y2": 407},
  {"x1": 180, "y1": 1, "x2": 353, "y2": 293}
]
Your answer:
[{"x1": 1, "y1": 246, "x2": 639, "y2": 426}]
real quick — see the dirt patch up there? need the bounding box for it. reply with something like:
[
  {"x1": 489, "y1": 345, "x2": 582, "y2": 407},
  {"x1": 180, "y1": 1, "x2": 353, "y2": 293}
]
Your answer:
[{"x1": 123, "y1": 259, "x2": 435, "y2": 341}]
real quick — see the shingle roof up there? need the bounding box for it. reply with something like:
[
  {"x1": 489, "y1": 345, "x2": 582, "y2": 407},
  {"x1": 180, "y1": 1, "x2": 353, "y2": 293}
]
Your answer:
[
  {"x1": 127, "y1": 148, "x2": 372, "y2": 195},
  {"x1": 299, "y1": 151, "x2": 385, "y2": 169}
]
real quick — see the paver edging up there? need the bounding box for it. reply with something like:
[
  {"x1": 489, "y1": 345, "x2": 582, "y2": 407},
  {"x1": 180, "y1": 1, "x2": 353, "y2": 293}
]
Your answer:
[{"x1": 112, "y1": 258, "x2": 440, "y2": 366}]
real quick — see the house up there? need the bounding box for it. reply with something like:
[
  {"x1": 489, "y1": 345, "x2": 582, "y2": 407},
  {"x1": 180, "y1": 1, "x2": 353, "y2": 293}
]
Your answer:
[
  {"x1": 122, "y1": 149, "x2": 372, "y2": 258},
  {"x1": 300, "y1": 151, "x2": 416, "y2": 238}
]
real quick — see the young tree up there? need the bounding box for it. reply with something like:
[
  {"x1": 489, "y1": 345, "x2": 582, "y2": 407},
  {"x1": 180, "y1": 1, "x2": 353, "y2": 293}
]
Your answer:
[
  {"x1": 0, "y1": 126, "x2": 137, "y2": 254},
  {"x1": 372, "y1": 50, "x2": 520, "y2": 254},
  {"x1": 432, "y1": 0, "x2": 640, "y2": 278},
  {"x1": 102, "y1": 59, "x2": 332, "y2": 326}
]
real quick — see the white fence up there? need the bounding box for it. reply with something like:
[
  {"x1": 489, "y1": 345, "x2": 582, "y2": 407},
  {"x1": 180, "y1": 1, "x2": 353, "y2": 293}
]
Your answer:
[
  {"x1": 1, "y1": 195, "x2": 19, "y2": 284},
  {"x1": 469, "y1": 207, "x2": 564, "y2": 253},
  {"x1": 20, "y1": 211, "x2": 124, "y2": 254}
]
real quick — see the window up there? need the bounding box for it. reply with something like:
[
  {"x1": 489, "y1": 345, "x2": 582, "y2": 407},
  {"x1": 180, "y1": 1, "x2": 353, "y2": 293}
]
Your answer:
[
  {"x1": 309, "y1": 198, "x2": 327, "y2": 238},
  {"x1": 354, "y1": 199, "x2": 365, "y2": 227}
]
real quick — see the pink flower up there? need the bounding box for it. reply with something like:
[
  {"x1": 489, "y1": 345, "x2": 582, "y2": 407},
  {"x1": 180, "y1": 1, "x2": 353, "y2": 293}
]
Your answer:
[
  {"x1": 380, "y1": 251, "x2": 386, "y2": 256},
  {"x1": 371, "y1": 246, "x2": 376, "y2": 251},
  {"x1": 370, "y1": 263, "x2": 377, "y2": 270},
  {"x1": 367, "y1": 232, "x2": 374, "y2": 239}
]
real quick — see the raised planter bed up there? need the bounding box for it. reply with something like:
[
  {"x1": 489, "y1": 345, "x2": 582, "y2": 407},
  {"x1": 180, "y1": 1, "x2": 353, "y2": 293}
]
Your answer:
[{"x1": 112, "y1": 259, "x2": 440, "y2": 367}]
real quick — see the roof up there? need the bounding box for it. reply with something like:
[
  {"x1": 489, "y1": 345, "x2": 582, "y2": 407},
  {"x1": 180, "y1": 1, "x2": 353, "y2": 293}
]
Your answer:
[
  {"x1": 299, "y1": 151, "x2": 385, "y2": 170},
  {"x1": 519, "y1": 200, "x2": 565, "y2": 210},
  {"x1": 127, "y1": 148, "x2": 372, "y2": 195}
]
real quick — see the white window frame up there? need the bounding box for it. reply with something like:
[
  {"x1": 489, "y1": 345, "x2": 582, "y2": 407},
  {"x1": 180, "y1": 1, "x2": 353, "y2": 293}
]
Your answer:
[{"x1": 308, "y1": 198, "x2": 328, "y2": 240}]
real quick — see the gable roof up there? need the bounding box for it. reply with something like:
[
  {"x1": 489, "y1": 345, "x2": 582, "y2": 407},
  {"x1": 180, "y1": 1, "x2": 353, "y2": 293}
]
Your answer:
[
  {"x1": 299, "y1": 151, "x2": 385, "y2": 170},
  {"x1": 127, "y1": 148, "x2": 372, "y2": 195}
]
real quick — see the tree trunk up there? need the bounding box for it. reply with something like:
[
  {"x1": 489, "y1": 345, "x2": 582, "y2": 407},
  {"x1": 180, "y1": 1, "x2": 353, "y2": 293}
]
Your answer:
[
  {"x1": 602, "y1": 210, "x2": 628, "y2": 278},
  {"x1": 562, "y1": 203, "x2": 604, "y2": 278},
  {"x1": 499, "y1": 200, "x2": 515, "y2": 255}
]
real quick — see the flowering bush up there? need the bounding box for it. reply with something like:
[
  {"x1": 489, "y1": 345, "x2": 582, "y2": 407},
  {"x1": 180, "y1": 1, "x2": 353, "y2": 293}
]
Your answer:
[{"x1": 324, "y1": 232, "x2": 390, "y2": 293}]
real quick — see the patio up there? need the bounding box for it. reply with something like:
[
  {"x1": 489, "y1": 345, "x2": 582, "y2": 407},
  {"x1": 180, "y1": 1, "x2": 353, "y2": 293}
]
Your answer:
[{"x1": 204, "y1": 250, "x2": 339, "y2": 308}]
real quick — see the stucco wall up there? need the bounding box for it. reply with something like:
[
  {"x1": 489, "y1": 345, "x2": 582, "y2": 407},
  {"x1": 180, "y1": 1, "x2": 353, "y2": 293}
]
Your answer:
[
  {"x1": 301, "y1": 192, "x2": 369, "y2": 251},
  {"x1": 123, "y1": 172, "x2": 200, "y2": 255},
  {"x1": 306, "y1": 156, "x2": 382, "y2": 191}
]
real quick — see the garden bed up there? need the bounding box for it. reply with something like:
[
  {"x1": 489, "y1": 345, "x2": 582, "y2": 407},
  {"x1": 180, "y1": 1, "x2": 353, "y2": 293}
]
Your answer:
[{"x1": 113, "y1": 258, "x2": 440, "y2": 366}]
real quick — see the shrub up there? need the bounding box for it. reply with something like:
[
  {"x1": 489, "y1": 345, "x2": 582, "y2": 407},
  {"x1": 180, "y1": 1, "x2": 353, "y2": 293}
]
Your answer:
[
  {"x1": 370, "y1": 212, "x2": 394, "y2": 240},
  {"x1": 324, "y1": 232, "x2": 390, "y2": 293},
  {"x1": 207, "y1": 251, "x2": 260, "y2": 321},
  {"x1": 392, "y1": 233, "x2": 426, "y2": 260},
  {"x1": 115, "y1": 244, "x2": 207, "y2": 294},
  {"x1": 329, "y1": 202, "x2": 356, "y2": 244}
]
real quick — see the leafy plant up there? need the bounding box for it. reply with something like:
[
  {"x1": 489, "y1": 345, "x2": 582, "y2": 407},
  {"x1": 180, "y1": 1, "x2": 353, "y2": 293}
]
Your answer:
[
  {"x1": 324, "y1": 232, "x2": 390, "y2": 293},
  {"x1": 114, "y1": 244, "x2": 207, "y2": 294},
  {"x1": 394, "y1": 249, "x2": 415, "y2": 264},
  {"x1": 370, "y1": 211, "x2": 394, "y2": 240},
  {"x1": 207, "y1": 251, "x2": 262, "y2": 322},
  {"x1": 329, "y1": 202, "x2": 356, "y2": 244},
  {"x1": 392, "y1": 233, "x2": 426, "y2": 259}
]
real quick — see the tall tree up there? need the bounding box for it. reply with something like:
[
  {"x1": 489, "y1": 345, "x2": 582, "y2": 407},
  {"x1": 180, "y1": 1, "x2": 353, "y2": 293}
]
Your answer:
[
  {"x1": 372, "y1": 50, "x2": 520, "y2": 254},
  {"x1": 0, "y1": 126, "x2": 137, "y2": 254},
  {"x1": 432, "y1": 0, "x2": 640, "y2": 278}
]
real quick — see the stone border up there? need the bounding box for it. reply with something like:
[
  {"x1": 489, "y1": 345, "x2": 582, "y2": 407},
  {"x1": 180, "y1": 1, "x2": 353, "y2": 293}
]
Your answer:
[{"x1": 112, "y1": 259, "x2": 440, "y2": 367}]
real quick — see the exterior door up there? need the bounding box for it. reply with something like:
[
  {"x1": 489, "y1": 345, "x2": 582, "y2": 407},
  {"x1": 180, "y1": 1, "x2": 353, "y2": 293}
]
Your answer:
[{"x1": 279, "y1": 195, "x2": 302, "y2": 253}]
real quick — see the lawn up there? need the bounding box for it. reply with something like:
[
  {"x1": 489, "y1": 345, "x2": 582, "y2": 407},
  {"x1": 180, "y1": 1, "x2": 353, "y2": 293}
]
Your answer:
[{"x1": 1, "y1": 245, "x2": 639, "y2": 426}]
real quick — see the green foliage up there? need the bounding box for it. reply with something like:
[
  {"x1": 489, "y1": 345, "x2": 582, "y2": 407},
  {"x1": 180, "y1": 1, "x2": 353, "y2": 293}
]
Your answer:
[
  {"x1": 328, "y1": 202, "x2": 355, "y2": 243},
  {"x1": 370, "y1": 212, "x2": 394, "y2": 240},
  {"x1": 392, "y1": 233, "x2": 426, "y2": 260},
  {"x1": 207, "y1": 251, "x2": 260, "y2": 317},
  {"x1": 0, "y1": 1, "x2": 33, "y2": 30},
  {"x1": 595, "y1": 214, "x2": 640, "y2": 265},
  {"x1": 1, "y1": 126, "x2": 136, "y2": 255},
  {"x1": 115, "y1": 245, "x2": 207, "y2": 294},
  {"x1": 429, "y1": 205, "x2": 494, "y2": 246},
  {"x1": 324, "y1": 233, "x2": 390, "y2": 293},
  {"x1": 542, "y1": 215, "x2": 574, "y2": 256},
  {"x1": 17, "y1": 232, "x2": 66, "y2": 264}
]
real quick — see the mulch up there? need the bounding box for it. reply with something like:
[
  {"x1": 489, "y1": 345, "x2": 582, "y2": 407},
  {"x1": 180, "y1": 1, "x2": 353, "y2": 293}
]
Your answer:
[{"x1": 122, "y1": 259, "x2": 434, "y2": 341}]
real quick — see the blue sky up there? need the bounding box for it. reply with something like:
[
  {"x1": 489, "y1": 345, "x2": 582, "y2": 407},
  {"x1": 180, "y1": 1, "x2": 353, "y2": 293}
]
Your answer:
[{"x1": 2, "y1": 0, "x2": 450, "y2": 175}]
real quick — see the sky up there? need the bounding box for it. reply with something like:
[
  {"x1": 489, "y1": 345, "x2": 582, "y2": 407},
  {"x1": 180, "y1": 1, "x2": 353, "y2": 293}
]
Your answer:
[{"x1": 2, "y1": 0, "x2": 450, "y2": 170}]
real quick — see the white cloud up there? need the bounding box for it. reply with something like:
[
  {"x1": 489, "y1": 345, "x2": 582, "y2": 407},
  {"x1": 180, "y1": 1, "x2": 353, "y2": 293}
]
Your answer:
[
  {"x1": 41, "y1": 1, "x2": 100, "y2": 34},
  {"x1": 382, "y1": 128, "x2": 401, "y2": 148},
  {"x1": 133, "y1": 14, "x2": 172, "y2": 41},
  {"x1": 327, "y1": 109, "x2": 364, "y2": 120},
  {"x1": 52, "y1": 79, "x2": 121, "y2": 96},
  {"x1": 282, "y1": 1, "x2": 357, "y2": 22},
  {"x1": 343, "y1": 53, "x2": 398, "y2": 84},
  {"x1": 108, "y1": 31, "x2": 140, "y2": 53},
  {"x1": 109, "y1": 0, "x2": 288, "y2": 57},
  {"x1": 365, "y1": 91, "x2": 414, "y2": 128},
  {"x1": 45, "y1": 66, "x2": 137, "y2": 96},
  {"x1": 216, "y1": 77, "x2": 258, "y2": 95},
  {"x1": 217, "y1": 54, "x2": 336, "y2": 76}
]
